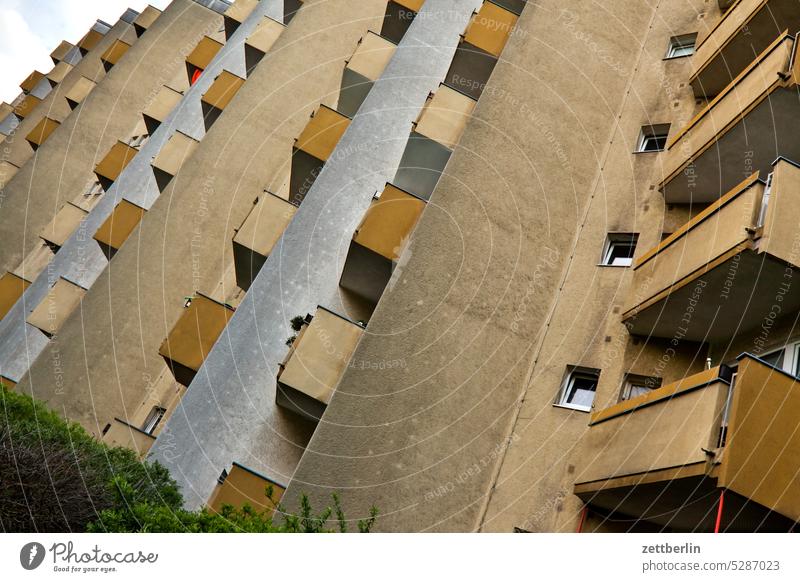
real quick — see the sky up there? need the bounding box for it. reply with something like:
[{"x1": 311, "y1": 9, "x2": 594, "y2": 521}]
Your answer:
[{"x1": 0, "y1": 0, "x2": 170, "y2": 103}]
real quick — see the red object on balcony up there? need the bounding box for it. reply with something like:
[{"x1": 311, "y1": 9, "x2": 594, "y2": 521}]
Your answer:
[{"x1": 191, "y1": 68, "x2": 202, "y2": 85}]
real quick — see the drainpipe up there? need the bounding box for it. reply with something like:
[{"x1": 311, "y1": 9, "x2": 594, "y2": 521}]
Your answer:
[{"x1": 577, "y1": 505, "x2": 588, "y2": 533}]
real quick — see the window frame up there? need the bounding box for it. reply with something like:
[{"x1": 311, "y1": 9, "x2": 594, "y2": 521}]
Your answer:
[
  {"x1": 141, "y1": 406, "x2": 166, "y2": 434},
  {"x1": 555, "y1": 366, "x2": 600, "y2": 412},
  {"x1": 619, "y1": 373, "x2": 662, "y2": 402},
  {"x1": 635, "y1": 124, "x2": 670, "y2": 153},
  {"x1": 665, "y1": 33, "x2": 697, "y2": 59},
  {"x1": 600, "y1": 232, "x2": 639, "y2": 267}
]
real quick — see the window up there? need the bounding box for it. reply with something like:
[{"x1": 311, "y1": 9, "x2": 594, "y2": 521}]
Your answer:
[
  {"x1": 601, "y1": 233, "x2": 638, "y2": 267},
  {"x1": 636, "y1": 124, "x2": 670, "y2": 152},
  {"x1": 620, "y1": 373, "x2": 662, "y2": 401},
  {"x1": 556, "y1": 366, "x2": 600, "y2": 412},
  {"x1": 126, "y1": 133, "x2": 149, "y2": 148},
  {"x1": 757, "y1": 341, "x2": 800, "y2": 377},
  {"x1": 141, "y1": 406, "x2": 166, "y2": 434},
  {"x1": 666, "y1": 34, "x2": 697, "y2": 59}
]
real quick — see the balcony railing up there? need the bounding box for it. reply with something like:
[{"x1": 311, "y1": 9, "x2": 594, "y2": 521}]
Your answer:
[
  {"x1": 100, "y1": 39, "x2": 131, "y2": 72},
  {"x1": 244, "y1": 16, "x2": 284, "y2": 74},
  {"x1": 661, "y1": 32, "x2": 800, "y2": 202},
  {"x1": 625, "y1": 157, "x2": 800, "y2": 341},
  {"x1": 339, "y1": 31, "x2": 396, "y2": 118},
  {"x1": 574, "y1": 356, "x2": 800, "y2": 530},
  {"x1": 133, "y1": 5, "x2": 161, "y2": 37},
  {"x1": 381, "y1": 0, "x2": 424, "y2": 44},
  {"x1": 223, "y1": 0, "x2": 259, "y2": 39},
  {"x1": 206, "y1": 462, "x2": 285, "y2": 515},
  {"x1": 25, "y1": 117, "x2": 60, "y2": 150},
  {"x1": 93, "y1": 199, "x2": 146, "y2": 258},
  {"x1": 186, "y1": 36, "x2": 224, "y2": 83},
  {"x1": 151, "y1": 130, "x2": 200, "y2": 190},
  {"x1": 26, "y1": 277, "x2": 86, "y2": 337},
  {"x1": 142, "y1": 84, "x2": 182, "y2": 134},
  {"x1": 65, "y1": 76, "x2": 96, "y2": 109},
  {"x1": 103, "y1": 418, "x2": 156, "y2": 458},
  {"x1": 200, "y1": 70, "x2": 245, "y2": 130},
  {"x1": 0, "y1": 272, "x2": 30, "y2": 321},
  {"x1": 95, "y1": 140, "x2": 139, "y2": 189}
]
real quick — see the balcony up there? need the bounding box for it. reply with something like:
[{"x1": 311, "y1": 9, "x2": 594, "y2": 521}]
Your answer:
[
  {"x1": 27, "y1": 277, "x2": 86, "y2": 336},
  {"x1": 50, "y1": 41, "x2": 81, "y2": 65},
  {"x1": 232, "y1": 191, "x2": 297, "y2": 290},
  {"x1": 444, "y1": 1, "x2": 518, "y2": 100},
  {"x1": 39, "y1": 202, "x2": 88, "y2": 250},
  {"x1": 25, "y1": 117, "x2": 60, "y2": 151},
  {"x1": 142, "y1": 84, "x2": 182, "y2": 134},
  {"x1": 573, "y1": 357, "x2": 800, "y2": 531},
  {"x1": 691, "y1": 0, "x2": 800, "y2": 98},
  {"x1": 625, "y1": 158, "x2": 800, "y2": 342},
  {"x1": 93, "y1": 199, "x2": 146, "y2": 258},
  {"x1": 207, "y1": 462, "x2": 285, "y2": 515},
  {"x1": 186, "y1": 36, "x2": 224, "y2": 84},
  {"x1": 20, "y1": 70, "x2": 45, "y2": 93},
  {"x1": 339, "y1": 183, "x2": 426, "y2": 305},
  {"x1": 103, "y1": 418, "x2": 156, "y2": 458},
  {"x1": 223, "y1": 0, "x2": 259, "y2": 39},
  {"x1": 0, "y1": 160, "x2": 19, "y2": 189},
  {"x1": 381, "y1": 0, "x2": 424, "y2": 44},
  {"x1": 394, "y1": 83, "x2": 476, "y2": 199},
  {"x1": 0, "y1": 272, "x2": 30, "y2": 320},
  {"x1": 47, "y1": 61, "x2": 73, "y2": 85},
  {"x1": 100, "y1": 39, "x2": 131, "y2": 72},
  {"x1": 200, "y1": 70, "x2": 245, "y2": 130},
  {"x1": 151, "y1": 130, "x2": 200, "y2": 190},
  {"x1": 339, "y1": 31, "x2": 396, "y2": 118},
  {"x1": 65, "y1": 76, "x2": 96, "y2": 109},
  {"x1": 13, "y1": 94, "x2": 41, "y2": 119},
  {"x1": 276, "y1": 307, "x2": 364, "y2": 421},
  {"x1": 77, "y1": 25, "x2": 105, "y2": 55},
  {"x1": 661, "y1": 33, "x2": 800, "y2": 202},
  {"x1": 95, "y1": 140, "x2": 138, "y2": 189},
  {"x1": 289, "y1": 105, "x2": 350, "y2": 205},
  {"x1": 244, "y1": 16, "x2": 284, "y2": 74},
  {"x1": 133, "y1": 5, "x2": 161, "y2": 37},
  {"x1": 158, "y1": 293, "x2": 234, "y2": 386}
]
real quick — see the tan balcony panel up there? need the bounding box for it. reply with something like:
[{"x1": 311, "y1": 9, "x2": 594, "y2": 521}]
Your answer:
[
  {"x1": 276, "y1": 307, "x2": 364, "y2": 421},
  {"x1": 224, "y1": 0, "x2": 259, "y2": 39},
  {"x1": 0, "y1": 375, "x2": 17, "y2": 390},
  {"x1": 27, "y1": 277, "x2": 86, "y2": 336},
  {"x1": 25, "y1": 117, "x2": 61, "y2": 150},
  {"x1": 95, "y1": 141, "x2": 138, "y2": 189},
  {"x1": 142, "y1": 85, "x2": 182, "y2": 134},
  {"x1": 151, "y1": 131, "x2": 200, "y2": 190},
  {"x1": 381, "y1": 0, "x2": 425, "y2": 44},
  {"x1": 186, "y1": 36, "x2": 224, "y2": 82},
  {"x1": 133, "y1": 5, "x2": 162, "y2": 37},
  {"x1": 100, "y1": 39, "x2": 132, "y2": 71},
  {"x1": 207, "y1": 462, "x2": 285, "y2": 515},
  {"x1": 0, "y1": 160, "x2": 20, "y2": 189},
  {"x1": 339, "y1": 31, "x2": 397, "y2": 117},
  {"x1": 158, "y1": 293, "x2": 234, "y2": 386},
  {"x1": 290, "y1": 105, "x2": 351, "y2": 204},
  {"x1": 1, "y1": 102, "x2": 12, "y2": 119},
  {"x1": 20, "y1": 70, "x2": 45, "y2": 93},
  {"x1": 574, "y1": 359, "x2": 800, "y2": 531},
  {"x1": 78, "y1": 29, "x2": 104, "y2": 54},
  {"x1": 65, "y1": 76, "x2": 96, "y2": 109},
  {"x1": 232, "y1": 192, "x2": 297, "y2": 290},
  {"x1": 415, "y1": 83, "x2": 476, "y2": 148},
  {"x1": 625, "y1": 159, "x2": 800, "y2": 342},
  {"x1": 0, "y1": 272, "x2": 30, "y2": 320},
  {"x1": 93, "y1": 199, "x2": 146, "y2": 257},
  {"x1": 244, "y1": 16, "x2": 285, "y2": 74},
  {"x1": 200, "y1": 70, "x2": 245, "y2": 129},
  {"x1": 103, "y1": 418, "x2": 156, "y2": 457},
  {"x1": 340, "y1": 184, "x2": 426, "y2": 304},
  {"x1": 50, "y1": 40, "x2": 76, "y2": 64},
  {"x1": 46, "y1": 61, "x2": 73, "y2": 85},
  {"x1": 39, "y1": 202, "x2": 88, "y2": 249},
  {"x1": 661, "y1": 33, "x2": 800, "y2": 202},
  {"x1": 692, "y1": 0, "x2": 800, "y2": 98},
  {"x1": 13, "y1": 94, "x2": 41, "y2": 119}
]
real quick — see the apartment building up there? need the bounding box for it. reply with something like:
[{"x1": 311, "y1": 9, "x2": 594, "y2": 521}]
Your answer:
[{"x1": 2, "y1": 0, "x2": 799, "y2": 532}]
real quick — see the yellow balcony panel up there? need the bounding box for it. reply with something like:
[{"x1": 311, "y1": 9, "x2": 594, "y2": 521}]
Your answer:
[
  {"x1": 692, "y1": 0, "x2": 800, "y2": 98},
  {"x1": 65, "y1": 76, "x2": 96, "y2": 109},
  {"x1": 414, "y1": 83, "x2": 476, "y2": 148},
  {"x1": 94, "y1": 141, "x2": 138, "y2": 188},
  {"x1": 103, "y1": 418, "x2": 156, "y2": 458},
  {"x1": 207, "y1": 462, "x2": 285, "y2": 515},
  {"x1": 100, "y1": 39, "x2": 132, "y2": 71},
  {"x1": 78, "y1": 29, "x2": 104, "y2": 54},
  {"x1": 93, "y1": 199, "x2": 146, "y2": 256},
  {"x1": 151, "y1": 131, "x2": 200, "y2": 190},
  {"x1": 200, "y1": 70, "x2": 245, "y2": 129},
  {"x1": 626, "y1": 158, "x2": 800, "y2": 342},
  {"x1": 27, "y1": 277, "x2": 86, "y2": 336},
  {"x1": 232, "y1": 192, "x2": 297, "y2": 290},
  {"x1": 158, "y1": 293, "x2": 234, "y2": 386},
  {"x1": 46, "y1": 61, "x2": 73, "y2": 85},
  {"x1": 25, "y1": 116, "x2": 61, "y2": 150},
  {"x1": 244, "y1": 16, "x2": 284, "y2": 73},
  {"x1": 50, "y1": 40, "x2": 76, "y2": 64},
  {"x1": 464, "y1": 1, "x2": 518, "y2": 57},
  {"x1": 340, "y1": 184, "x2": 426, "y2": 304},
  {"x1": 381, "y1": 0, "x2": 425, "y2": 44},
  {"x1": 20, "y1": 70, "x2": 45, "y2": 93},
  {"x1": 0, "y1": 160, "x2": 20, "y2": 189},
  {"x1": 38, "y1": 202, "x2": 88, "y2": 249},
  {"x1": 224, "y1": 0, "x2": 259, "y2": 39},
  {"x1": 133, "y1": 5, "x2": 161, "y2": 37},
  {"x1": 661, "y1": 33, "x2": 800, "y2": 202},
  {"x1": 0, "y1": 272, "x2": 30, "y2": 321},
  {"x1": 1, "y1": 101, "x2": 12, "y2": 119},
  {"x1": 276, "y1": 307, "x2": 364, "y2": 421},
  {"x1": 0, "y1": 375, "x2": 17, "y2": 390},
  {"x1": 142, "y1": 84, "x2": 182, "y2": 134},
  {"x1": 186, "y1": 36, "x2": 224, "y2": 82},
  {"x1": 574, "y1": 358, "x2": 800, "y2": 530},
  {"x1": 289, "y1": 106, "x2": 350, "y2": 204},
  {"x1": 13, "y1": 94, "x2": 41, "y2": 118},
  {"x1": 339, "y1": 31, "x2": 397, "y2": 117}
]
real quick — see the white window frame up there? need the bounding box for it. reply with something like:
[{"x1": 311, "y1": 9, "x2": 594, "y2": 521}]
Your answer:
[
  {"x1": 758, "y1": 341, "x2": 800, "y2": 377},
  {"x1": 636, "y1": 125, "x2": 670, "y2": 153},
  {"x1": 619, "y1": 373, "x2": 662, "y2": 401},
  {"x1": 141, "y1": 406, "x2": 166, "y2": 434},
  {"x1": 601, "y1": 233, "x2": 639, "y2": 267},
  {"x1": 666, "y1": 34, "x2": 697, "y2": 59},
  {"x1": 555, "y1": 366, "x2": 600, "y2": 412}
]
